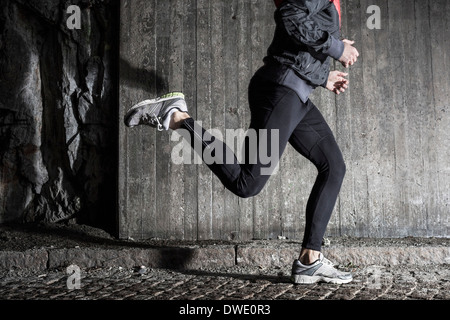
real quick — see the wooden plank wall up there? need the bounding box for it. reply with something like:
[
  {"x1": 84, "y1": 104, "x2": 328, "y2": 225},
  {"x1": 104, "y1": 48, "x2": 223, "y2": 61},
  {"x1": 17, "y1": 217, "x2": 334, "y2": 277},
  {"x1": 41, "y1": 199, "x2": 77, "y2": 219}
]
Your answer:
[{"x1": 119, "y1": 0, "x2": 449, "y2": 240}]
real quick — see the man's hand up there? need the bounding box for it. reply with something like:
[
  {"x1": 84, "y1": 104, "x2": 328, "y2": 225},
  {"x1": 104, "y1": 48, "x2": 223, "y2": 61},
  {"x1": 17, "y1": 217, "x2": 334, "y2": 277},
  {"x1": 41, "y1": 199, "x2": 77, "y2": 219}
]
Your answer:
[
  {"x1": 326, "y1": 71, "x2": 349, "y2": 95},
  {"x1": 339, "y1": 39, "x2": 359, "y2": 68}
]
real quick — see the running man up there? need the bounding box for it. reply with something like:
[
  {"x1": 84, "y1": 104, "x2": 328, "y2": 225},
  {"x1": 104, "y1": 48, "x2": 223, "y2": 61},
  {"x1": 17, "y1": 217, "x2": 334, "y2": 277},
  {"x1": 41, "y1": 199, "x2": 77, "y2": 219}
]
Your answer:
[{"x1": 124, "y1": 0, "x2": 359, "y2": 284}]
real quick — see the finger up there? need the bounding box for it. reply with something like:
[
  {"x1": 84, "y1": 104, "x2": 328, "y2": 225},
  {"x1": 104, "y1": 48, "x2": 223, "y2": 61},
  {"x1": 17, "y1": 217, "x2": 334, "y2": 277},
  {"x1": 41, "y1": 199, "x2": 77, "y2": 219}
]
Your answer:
[{"x1": 336, "y1": 82, "x2": 347, "y2": 90}]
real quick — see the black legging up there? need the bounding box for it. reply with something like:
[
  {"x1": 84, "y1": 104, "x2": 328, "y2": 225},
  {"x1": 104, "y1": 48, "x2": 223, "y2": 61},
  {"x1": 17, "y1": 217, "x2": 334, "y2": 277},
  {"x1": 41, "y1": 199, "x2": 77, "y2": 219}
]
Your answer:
[{"x1": 180, "y1": 75, "x2": 346, "y2": 251}]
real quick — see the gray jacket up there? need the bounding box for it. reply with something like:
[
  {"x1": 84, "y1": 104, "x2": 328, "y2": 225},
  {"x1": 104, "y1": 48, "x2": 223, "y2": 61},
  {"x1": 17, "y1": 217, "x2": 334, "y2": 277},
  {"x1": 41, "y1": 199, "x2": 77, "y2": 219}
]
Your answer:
[{"x1": 256, "y1": 0, "x2": 344, "y2": 102}]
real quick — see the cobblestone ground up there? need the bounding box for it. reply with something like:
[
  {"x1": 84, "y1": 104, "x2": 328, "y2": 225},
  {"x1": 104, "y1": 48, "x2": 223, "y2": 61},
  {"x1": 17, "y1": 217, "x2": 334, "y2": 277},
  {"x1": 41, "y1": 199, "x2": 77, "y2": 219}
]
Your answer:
[{"x1": 1, "y1": 264, "x2": 449, "y2": 301}]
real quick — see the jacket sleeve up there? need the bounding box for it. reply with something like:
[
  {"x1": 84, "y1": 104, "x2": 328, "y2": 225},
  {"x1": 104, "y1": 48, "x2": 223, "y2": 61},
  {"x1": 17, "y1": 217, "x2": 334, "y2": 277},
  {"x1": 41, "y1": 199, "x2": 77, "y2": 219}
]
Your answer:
[{"x1": 279, "y1": 0, "x2": 344, "y2": 60}]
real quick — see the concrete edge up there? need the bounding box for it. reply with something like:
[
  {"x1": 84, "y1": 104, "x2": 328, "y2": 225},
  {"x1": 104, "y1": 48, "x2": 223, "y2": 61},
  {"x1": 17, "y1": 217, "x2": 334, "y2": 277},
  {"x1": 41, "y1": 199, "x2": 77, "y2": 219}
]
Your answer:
[
  {"x1": 47, "y1": 246, "x2": 236, "y2": 270},
  {"x1": 0, "y1": 249, "x2": 49, "y2": 271},
  {"x1": 236, "y1": 246, "x2": 450, "y2": 267},
  {"x1": 1, "y1": 244, "x2": 449, "y2": 272}
]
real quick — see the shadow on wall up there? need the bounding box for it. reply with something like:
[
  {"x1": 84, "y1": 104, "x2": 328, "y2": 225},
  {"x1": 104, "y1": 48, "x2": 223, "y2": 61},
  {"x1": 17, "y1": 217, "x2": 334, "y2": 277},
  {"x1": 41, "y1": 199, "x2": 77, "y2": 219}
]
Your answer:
[{"x1": 119, "y1": 58, "x2": 168, "y2": 95}]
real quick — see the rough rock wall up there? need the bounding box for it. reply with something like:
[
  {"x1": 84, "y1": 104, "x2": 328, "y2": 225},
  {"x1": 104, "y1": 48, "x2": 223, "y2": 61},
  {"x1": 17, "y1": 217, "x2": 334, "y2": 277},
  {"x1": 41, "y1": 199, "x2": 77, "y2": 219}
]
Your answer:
[{"x1": 0, "y1": 0, "x2": 118, "y2": 232}]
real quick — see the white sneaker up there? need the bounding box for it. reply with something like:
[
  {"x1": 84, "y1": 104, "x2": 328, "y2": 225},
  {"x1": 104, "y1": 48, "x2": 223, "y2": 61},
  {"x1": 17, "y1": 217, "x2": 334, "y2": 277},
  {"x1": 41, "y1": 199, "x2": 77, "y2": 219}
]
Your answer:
[
  {"x1": 291, "y1": 253, "x2": 353, "y2": 284},
  {"x1": 124, "y1": 92, "x2": 188, "y2": 131}
]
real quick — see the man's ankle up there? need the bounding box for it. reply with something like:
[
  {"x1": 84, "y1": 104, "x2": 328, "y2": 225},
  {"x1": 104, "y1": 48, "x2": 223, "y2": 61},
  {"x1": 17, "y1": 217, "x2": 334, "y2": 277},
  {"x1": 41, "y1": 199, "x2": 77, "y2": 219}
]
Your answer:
[
  {"x1": 170, "y1": 111, "x2": 190, "y2": 130},
  {"x1": 299, "y1": 248, "x2": 321, "y2": 265}
]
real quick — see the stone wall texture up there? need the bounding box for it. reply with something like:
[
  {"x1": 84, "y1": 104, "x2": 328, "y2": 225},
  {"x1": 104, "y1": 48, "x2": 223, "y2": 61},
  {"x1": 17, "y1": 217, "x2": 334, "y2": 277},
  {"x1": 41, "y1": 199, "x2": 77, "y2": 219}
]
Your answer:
[{"x1": 0, "y1": 0, "x2": 119, "y2": 232}]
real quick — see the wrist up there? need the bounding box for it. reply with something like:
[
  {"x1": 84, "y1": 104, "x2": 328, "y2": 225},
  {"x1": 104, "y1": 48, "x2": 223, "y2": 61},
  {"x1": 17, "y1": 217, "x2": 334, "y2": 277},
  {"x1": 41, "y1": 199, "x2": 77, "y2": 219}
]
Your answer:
[
  {"x1": 321, "y1": 69, "x2": 331, "y2": 88},
  {"x1": 325, "y1": 37, "x2": 345, "y2": 61}
]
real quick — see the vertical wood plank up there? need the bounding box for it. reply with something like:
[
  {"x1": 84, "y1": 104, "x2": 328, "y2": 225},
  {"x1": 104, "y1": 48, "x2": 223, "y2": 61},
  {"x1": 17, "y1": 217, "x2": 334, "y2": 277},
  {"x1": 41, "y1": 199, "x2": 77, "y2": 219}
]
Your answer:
[
  {"x1": 387, "y1": 0, "x2": 405, "y2": 236},
  {"x1": 166, "y1": 0, "x2": 187, "y2": 239},
  {"x1": 266, "y1": 0, "x2": 284, "y2": 240},
  {"x1": 250, "y1": 0, "x2": 267, "y2": 239},
  {"x1": 401, "y1": 0, "x2": 423, "y2": 236},
  {"x1": 138, "y1": 0, "x2": 158, "y2": 240},
  {"x1": 339, "y1": 0, "x2": 368, "y2": 237},
  {"x1": 388, "y1": 0, "x2": 416, "y2": 237},
  {"x1": 222, "y1": 0, "x2": 242, "y2": 240},
  {"x1": 360, "y1": 0, "x2": 378, "y2": 236},
  {"x1": 371, "y1": 0, "x2": 397, "y2": 236},
  {"x1": 235, "y1": 0, "x2": 254, "y2": 240},
  {"x1": 360, "y1": 0, "x2": 389, "y2": 237},
  {"x1": 209, "y1": 0, "x2": 226, "y2": 239},
  {"x1": 196, "y1": 0, "x2": 213, "y2": 240},
  {"x1": 118, "y1": 0, "x2": 132, "y2": 239},
  {"x1": 181, "y1": 0, "x2": 199, "y2": 240},
  {"x1": 429, "y1": 0, "x2": 450, "y2": 236},
  {"x1": 405, "y1": 0, "x2": 436, "y2": 236},
  {"x1": 153, "y1": 0, "x2": 171, "y2": 238}
]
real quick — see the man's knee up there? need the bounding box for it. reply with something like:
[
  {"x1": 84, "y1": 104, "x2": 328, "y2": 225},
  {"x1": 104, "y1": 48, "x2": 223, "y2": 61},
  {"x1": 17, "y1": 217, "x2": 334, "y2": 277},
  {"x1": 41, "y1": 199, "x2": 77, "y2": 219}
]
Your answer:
[
  {"x1": 315, "y1": 135, "x2": 346, "y2": 181},
  {"x1": 232, "y1": 178, "x2": 265, "y2": 199},
  {"x1": 334, "y1": 159, "x2": 347, "y2": 181},
  {"x1": 234, "y1": 185, "x2": 263, "y2": 199}
]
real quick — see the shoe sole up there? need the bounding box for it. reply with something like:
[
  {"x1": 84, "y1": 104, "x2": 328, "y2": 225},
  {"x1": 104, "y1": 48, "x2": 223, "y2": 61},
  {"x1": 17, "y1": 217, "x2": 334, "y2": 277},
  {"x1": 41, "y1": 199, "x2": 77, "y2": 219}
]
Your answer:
[
  {"x1": 291, "y1": 274, "x2": 353, "y2": 285},
  {"x1": 124, "y1": 92, "x2": 185, "y2": 128}
]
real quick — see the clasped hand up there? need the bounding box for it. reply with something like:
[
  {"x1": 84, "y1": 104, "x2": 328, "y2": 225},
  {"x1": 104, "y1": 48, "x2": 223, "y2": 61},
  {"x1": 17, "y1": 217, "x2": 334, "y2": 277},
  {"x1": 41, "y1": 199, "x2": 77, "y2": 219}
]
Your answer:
[{"x1": 327, "y1": 39, "x2": 359, "y2": 95}]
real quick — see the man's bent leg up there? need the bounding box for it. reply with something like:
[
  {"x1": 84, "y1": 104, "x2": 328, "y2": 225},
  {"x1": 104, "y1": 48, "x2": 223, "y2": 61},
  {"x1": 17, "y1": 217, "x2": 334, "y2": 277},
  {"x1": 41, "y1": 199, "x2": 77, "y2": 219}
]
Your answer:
[{"x1": 288, "y1": 102, "x2": 346, "y2": 253}]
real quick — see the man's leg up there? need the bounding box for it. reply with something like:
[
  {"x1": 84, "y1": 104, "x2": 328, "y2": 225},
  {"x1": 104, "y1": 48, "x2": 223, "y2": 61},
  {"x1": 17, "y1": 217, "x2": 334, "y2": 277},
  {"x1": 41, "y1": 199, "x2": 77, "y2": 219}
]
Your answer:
[
  {"x1": 288, "y1": 101, "x2": 352, "y2": 284},
  {"x1": 288, "y1": 101, "x2": 346, "y2": 263},
  {"x1": 174, "y1": 76, "x2": 312, "y2": 198}
]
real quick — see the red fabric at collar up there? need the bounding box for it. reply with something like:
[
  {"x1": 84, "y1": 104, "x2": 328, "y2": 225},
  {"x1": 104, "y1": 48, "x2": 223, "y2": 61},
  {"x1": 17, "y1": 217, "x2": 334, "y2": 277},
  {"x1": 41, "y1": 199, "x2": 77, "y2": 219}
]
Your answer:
[
  {"x1": 332, "y1": 0, "x2": 342, "y2": 24},
  {"x1": 274, "y1": 0, "x2": 283, "y2": 8}
]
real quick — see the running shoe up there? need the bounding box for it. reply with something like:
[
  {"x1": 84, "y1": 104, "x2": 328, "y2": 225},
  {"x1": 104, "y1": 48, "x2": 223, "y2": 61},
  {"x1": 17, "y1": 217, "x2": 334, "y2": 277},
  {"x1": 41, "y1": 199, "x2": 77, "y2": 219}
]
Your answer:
[
  {"x1": 291, "y1": 253, "x2": 353, "y2": 284},
  {"x1": 124, "y1": 92, "x2": 188, "y2": 131}
]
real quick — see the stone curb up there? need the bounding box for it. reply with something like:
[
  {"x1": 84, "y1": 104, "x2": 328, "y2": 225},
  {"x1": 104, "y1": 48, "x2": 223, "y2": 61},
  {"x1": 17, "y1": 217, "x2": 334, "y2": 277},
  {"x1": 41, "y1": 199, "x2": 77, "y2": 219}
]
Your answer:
[
  {"x1": 0, "y1": 249, "x2": 49, "y2": 271},
  {"x1": 47, "y1": 246, "x2": 236, "y2": 270},
  {"x1": 1, "y1": 243, "x2": 449, "y2": 271},
  {"x1": 237, "y1": 246, "x2": 450, "y2": 267},
  {"x1": 0, "y1": 246, "x2": 237, "y2": 272}
]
